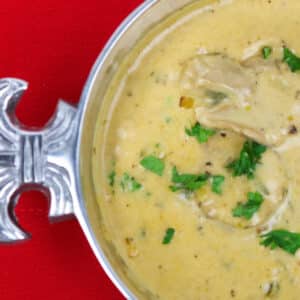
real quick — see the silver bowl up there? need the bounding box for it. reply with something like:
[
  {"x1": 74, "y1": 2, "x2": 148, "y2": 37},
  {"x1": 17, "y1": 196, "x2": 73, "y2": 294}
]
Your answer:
[{"x1": 0, "y1": 0, "x2": 194, "y2": 298}]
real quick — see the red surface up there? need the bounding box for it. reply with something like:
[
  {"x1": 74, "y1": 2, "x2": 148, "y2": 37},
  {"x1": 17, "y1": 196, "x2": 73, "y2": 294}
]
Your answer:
[{"x1": 0, "y1": 1, "x2": 143, "y2": 299}]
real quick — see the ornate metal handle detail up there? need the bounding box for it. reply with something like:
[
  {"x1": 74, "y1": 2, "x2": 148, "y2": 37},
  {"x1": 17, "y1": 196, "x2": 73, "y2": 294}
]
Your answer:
[{"x1": 0, "y1": 78, "x2": 78, "y2": 242}]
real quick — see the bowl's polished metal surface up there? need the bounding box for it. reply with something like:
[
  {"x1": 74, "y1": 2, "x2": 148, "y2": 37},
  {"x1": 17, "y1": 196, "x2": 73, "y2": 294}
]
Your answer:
[
  {"x1": 0, "y1": 0, "x2": 195, "y2": 298},
  {"x1": 0, "y1": 78, "x2": 77, "y2": 243}
]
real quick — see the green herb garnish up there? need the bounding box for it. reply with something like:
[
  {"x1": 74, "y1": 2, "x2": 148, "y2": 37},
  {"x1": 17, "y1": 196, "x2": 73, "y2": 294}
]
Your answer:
[
  {"x1": 232, "y1": 191, "x2": 264, "y2": 220},
  {"x1": 185, "y1": 123, "x2": 216, "y2": 144},
  {"x1": 283, "y1": 47, "x2": 300, "y2": 72},
  {"x1": 227, "y1": 140, "x2": 267, "y2": 179},
  {"x1": 162, "y1": 228, "x2": 175, "y2": 244},
  {"x1": 169, "y1": 166, "x2": 209, "y2": 192},
  {"x1": 262, "y1": 46, "x2": 272, "y2": 59},
  {"x1": 211, "y1": 175, "x2": 225, "y2": 195},
  {"x1": 120, "y1": 173, "x2": 142, "y2": 192},
  {"x1": 140, "y1": 155, "x2": 165, "y2": 176},
  {"x1": 108, "y1": 170, "x2": 116, "y2": 187},
  {"x1": 260, "y1": 229, "x2": 300, "y2": 255}
]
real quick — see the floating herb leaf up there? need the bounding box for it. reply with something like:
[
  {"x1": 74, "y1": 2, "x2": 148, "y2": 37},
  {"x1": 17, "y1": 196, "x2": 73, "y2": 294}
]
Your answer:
[
  {"x1": 140, "y1": 155, "x2": 165, "y2": 176},
  {"x1": 169, "y1": 167, "x2": 209, "y2": 192},
  {"x1": 211, "y1": 175, "x2": 225, "y2": 195},
  {"x1": 120, "y1": 173, "x2": 142, "y2": 192},
  {"x1": 260, "y1": 229, "x2": 300, "y2": 255},
  {"x1": 162, "y1": 228, "x2": 175, "y2": 244},
  {"x1": 232, "y1": 192, "x2": 264, "y2": 220},
  {"x1": 227, "y1": 140, "x2": 267, "y2": 179},
  {"x1": 283, "y1": 47, "x2": 300, "y2": 72},
  {"x1": 185, "y1": 123, "x2": 216, "y2": 144},
  {"x1": 108, "y1": 170, "x2": 116, "y2": 187},
  {"x1": 262, "y1": 46, "x2": 272, "y2": 59}
]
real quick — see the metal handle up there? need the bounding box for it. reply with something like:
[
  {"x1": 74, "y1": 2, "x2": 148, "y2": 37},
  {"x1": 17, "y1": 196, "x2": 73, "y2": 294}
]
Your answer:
[{"x1": 0, "y1": 78, "x2": 78, "y2": 242}]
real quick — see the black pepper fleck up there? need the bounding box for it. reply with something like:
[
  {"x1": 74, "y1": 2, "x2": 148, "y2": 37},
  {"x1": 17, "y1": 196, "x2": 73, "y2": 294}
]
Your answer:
[
  {"x1": 289, "y1": 125, "x2": 298, "y2": 135},
  {"x1": 125, "y1": 237, "x2": 133, "y2": 245},
  {"x1": 230, "y1": 289, "x2": 236, "y2": 297},
  {"x1": 295, "y1": 90, "x2": 300, "y2": 100},
  {"x1": 197, "y1": 225, "x2": 203, "y2": 231}
]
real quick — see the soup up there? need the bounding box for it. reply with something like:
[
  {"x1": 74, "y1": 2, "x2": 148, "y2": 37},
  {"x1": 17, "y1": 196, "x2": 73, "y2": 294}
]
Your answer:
[{"x1": 93, "y1": 0, "x2": 300, "y2": 299}]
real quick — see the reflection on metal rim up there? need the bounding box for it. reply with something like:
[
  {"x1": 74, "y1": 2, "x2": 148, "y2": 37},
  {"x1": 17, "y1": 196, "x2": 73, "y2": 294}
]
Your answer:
[{"x1": 74, "y1": 1, "x2": 157, "y2": 299}]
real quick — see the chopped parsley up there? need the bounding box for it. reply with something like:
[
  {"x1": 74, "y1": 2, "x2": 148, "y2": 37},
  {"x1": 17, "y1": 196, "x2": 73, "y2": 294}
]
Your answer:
[
  {"x1": 262, "y1": 46, "x2": 272, "y2": 59},
  {"x1": 120, "y1": 173, "x2": 142, "y2": 192},
  {"x1": 260, "y1": 229, "x2": 300, "y2": 255},
  {"x1": 227, "y1": 140, "x2": 267, "y2": 179},
  {"x1": 283, "y1": 47, "x2": 300, "y2": 72},
  {"x1": 185, "y1": 123, "x2": 216, "y2": 144},
  {"x1": 169, "y1": 166, "x2": 209, "y2": 192},
  {"x1": 108, "y1": 170, "x2": 116, "y2": 187},
  {"x1": 140, "y1": 155, "x2": 165, "y2": 176},
  {"x1": 211, "y1": 175, "x2": 225, "y2": 195},
  {"x1": 232, "y1": 191, "x2": 264, "y2": 220},
  {"x1": 162, "y1": 228, "x2": 175, "y2": 244}
]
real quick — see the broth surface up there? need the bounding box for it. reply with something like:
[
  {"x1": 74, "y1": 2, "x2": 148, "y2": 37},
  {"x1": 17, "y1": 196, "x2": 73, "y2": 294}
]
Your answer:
[{"x1": 93, "y1": 1, "x2": 300, "y2": 299}]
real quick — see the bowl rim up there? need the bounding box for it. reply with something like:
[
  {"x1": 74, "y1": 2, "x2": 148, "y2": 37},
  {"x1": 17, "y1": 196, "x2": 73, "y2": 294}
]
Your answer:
[{"x1": 74, "y1": 0, "x2": 158, "y2": 299}]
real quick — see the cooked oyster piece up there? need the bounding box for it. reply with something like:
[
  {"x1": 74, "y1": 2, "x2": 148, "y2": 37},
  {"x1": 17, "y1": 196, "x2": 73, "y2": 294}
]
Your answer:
[
  {"x1": 181, "y1": 51, "x2": 300, "y2": 147},
  {"x1": 181, "y1": 54, "x2": 257, "y2": 91}
]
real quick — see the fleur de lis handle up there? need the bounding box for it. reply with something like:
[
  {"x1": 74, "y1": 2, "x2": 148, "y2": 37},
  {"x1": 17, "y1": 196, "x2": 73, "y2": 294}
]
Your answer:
[{"x1": 0, "y1": 78, "x2": 78, "y2": 242}]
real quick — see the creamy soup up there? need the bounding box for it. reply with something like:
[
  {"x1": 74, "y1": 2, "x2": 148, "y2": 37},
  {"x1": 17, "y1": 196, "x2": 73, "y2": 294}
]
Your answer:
[{"x1": 93, "y1": 0, "x2": 300, "y2": 299}]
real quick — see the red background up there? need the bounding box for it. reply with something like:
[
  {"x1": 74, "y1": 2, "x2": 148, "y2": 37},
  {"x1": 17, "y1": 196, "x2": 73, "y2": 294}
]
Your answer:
[{"x1": 0, "y1": 1, "x2": 142, "y2": 299}]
